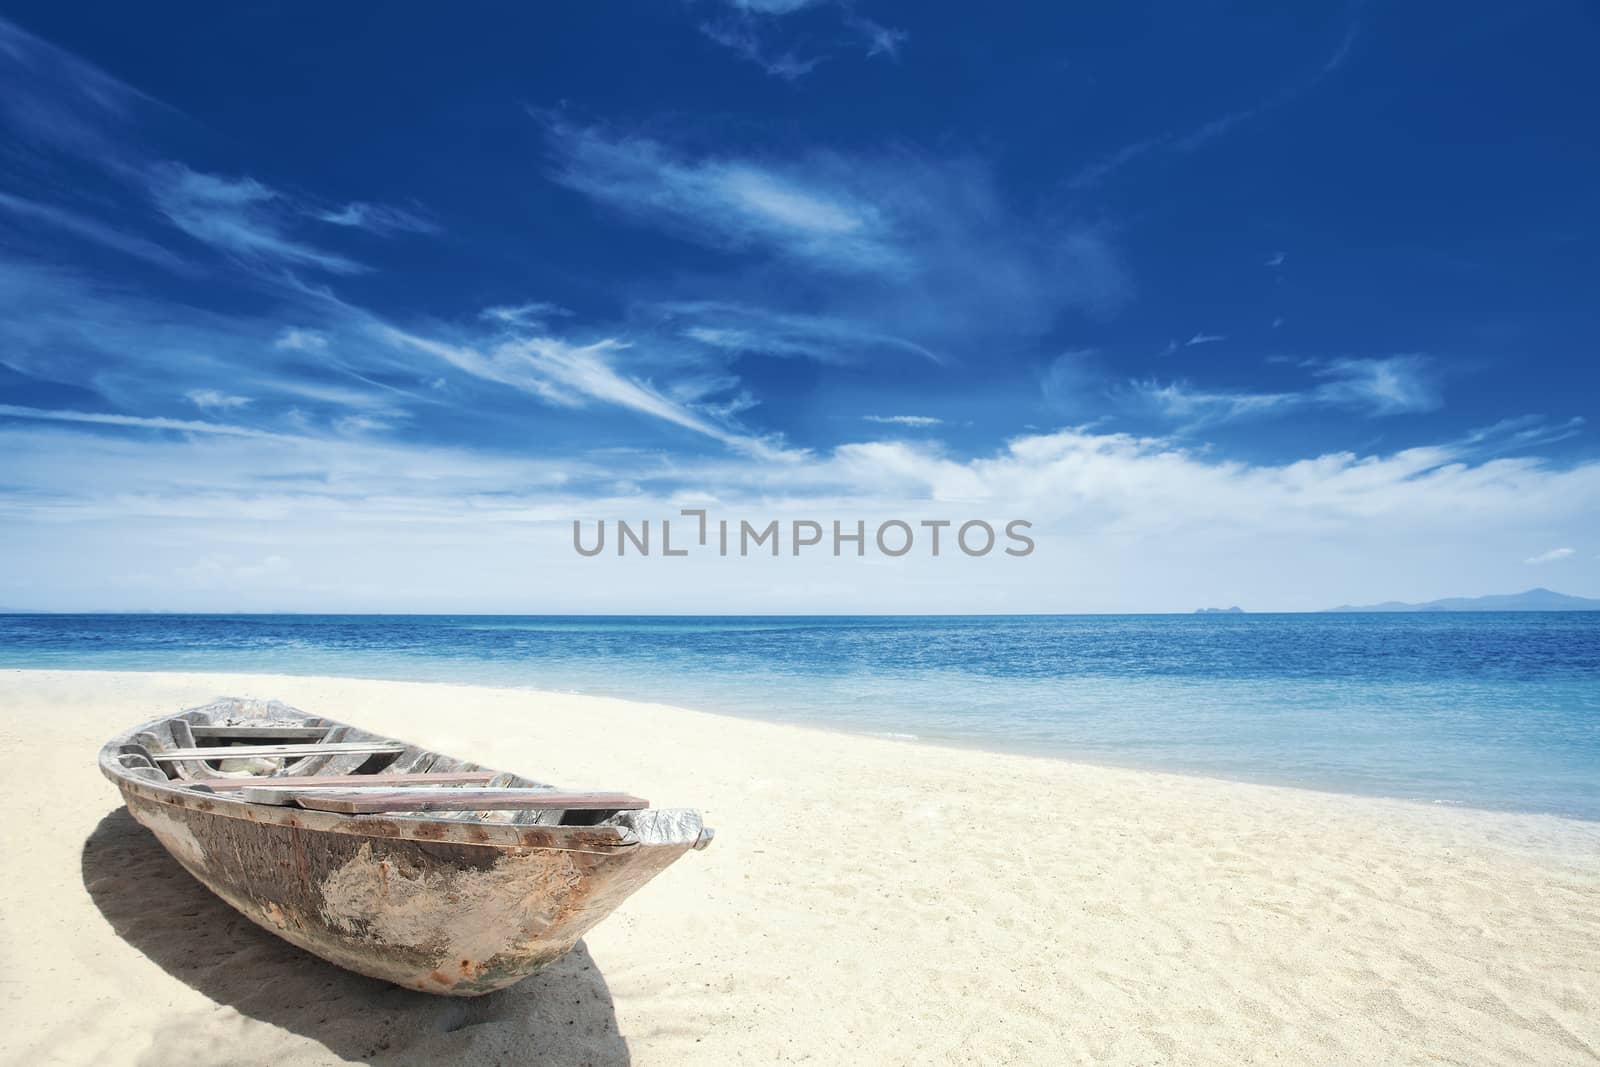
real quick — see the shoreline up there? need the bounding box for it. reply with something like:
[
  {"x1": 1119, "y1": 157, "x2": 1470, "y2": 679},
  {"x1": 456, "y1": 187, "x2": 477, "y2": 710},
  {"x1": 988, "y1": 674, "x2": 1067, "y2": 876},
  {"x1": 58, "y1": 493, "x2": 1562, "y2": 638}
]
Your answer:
[
  {"x1": 7, "y1": 663, "x2": 1597, "y2": 827},
  {"x1": 3, "y1": 668, "x2": 1598, "y2": 1064}
]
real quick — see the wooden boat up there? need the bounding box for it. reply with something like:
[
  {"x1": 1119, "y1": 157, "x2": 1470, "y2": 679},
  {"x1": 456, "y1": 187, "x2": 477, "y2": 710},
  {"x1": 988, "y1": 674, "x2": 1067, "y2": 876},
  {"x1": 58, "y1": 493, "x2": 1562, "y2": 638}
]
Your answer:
[{"x1": 99, "y1": 697, "x2": 712, "y2": 996}]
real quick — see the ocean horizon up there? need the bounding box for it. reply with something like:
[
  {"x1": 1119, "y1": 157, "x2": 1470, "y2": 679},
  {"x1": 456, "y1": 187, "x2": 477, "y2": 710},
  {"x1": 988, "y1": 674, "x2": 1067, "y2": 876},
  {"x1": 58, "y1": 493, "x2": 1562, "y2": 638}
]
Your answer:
[{"x1": 5, "y1": 611, "x2": 1596, "y2": 821}]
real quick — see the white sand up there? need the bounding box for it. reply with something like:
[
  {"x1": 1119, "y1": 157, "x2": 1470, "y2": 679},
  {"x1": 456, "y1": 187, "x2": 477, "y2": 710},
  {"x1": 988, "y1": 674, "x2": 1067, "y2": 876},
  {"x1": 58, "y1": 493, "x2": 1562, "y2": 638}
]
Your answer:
[{"x1": 1, "y1": 669, "x2": 1597, "y2": 1066}]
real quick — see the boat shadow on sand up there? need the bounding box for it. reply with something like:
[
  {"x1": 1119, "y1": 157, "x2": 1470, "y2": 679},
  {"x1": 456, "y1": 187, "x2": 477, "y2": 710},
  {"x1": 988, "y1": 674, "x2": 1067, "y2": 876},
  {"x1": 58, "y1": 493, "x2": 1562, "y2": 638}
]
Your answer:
[{"x1": 82, "y1": 807, "x2": 631, "y2": 1065}]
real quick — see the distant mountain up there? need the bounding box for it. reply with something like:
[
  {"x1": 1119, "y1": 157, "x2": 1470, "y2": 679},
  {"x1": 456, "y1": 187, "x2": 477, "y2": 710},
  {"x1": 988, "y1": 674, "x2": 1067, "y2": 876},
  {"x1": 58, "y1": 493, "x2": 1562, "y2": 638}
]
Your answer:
[
  {"x1": 1194, "y1": 606, "x2": 1245, "y2": 614},
  {"x1": 1326, "y1": 588, "x2": 1600, "y2": 613}
]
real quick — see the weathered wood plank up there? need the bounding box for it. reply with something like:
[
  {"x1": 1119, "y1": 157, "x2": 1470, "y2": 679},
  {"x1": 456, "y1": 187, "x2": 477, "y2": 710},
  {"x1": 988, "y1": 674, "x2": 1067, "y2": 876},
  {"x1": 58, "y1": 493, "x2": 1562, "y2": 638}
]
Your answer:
[
  {"x1": 114, "y1": 786, "x2": 696, "y2": 995},
  {"x1": 263, "y1": 788, "x2": 649, "y2": 814},
  {"x1": 197, "y1": 771, "x2": 498, "y2": 791},
  {"x1": 149, "y1": 741, "x2": 405, "y2": 762},
  {"x1": 190, "y1": 725, "x2": 330, "y2": 740}
]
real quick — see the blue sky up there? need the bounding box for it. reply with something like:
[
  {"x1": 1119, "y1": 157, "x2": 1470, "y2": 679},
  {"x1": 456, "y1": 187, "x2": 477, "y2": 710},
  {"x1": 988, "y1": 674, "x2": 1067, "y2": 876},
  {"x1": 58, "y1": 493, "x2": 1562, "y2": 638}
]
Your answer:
[{"x1": 1, "y1": 2, "x2": 1597, "y2": 612}]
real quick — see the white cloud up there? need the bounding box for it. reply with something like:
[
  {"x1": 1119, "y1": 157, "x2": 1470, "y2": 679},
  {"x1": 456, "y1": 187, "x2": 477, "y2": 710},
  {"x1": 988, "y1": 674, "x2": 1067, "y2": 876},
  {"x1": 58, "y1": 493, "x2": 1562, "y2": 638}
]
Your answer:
[
  {"x1": 662, "y1": 301, "x2": 942, "y2": 364},
  {"x1": 1186, "y1": 332, "x2": 1225, "y2": 347},
  {"x1": 1323, "y1": 22, "x2": 1360, "y2": 73},
  {"x1": 699, "y1": 18, "x2": 822, "y2": 80},
  {"x1": 274, "y1": 327, "x2": 329, "y2": 352},
  {"x1": 700, "y1": 1, "x2": 906, "y2": 78},
  {"x1": 0, "y1": 253, "x2": 437, "y2": 429},
  {"x1": 1460, "y1": 415, "x2": 1586, "y2": 455},
  {"x1": 0, "y1": 15, "x2": 165, "y2": 161},
  {"x1": 863, "y1": 415, "x2": 942, "y2": 427},
  {"x1": 1311, "y1": 355, "x2": 1440, "y2": 415},
  {"x1": 0, "y1": 402, "x2": 280, "y2": 438},
  {"x1": 376, "y1": 324, "x2": 794, "y2": 459},
  {"x1": 727, "y1": 0, "x2": 821, "y2": 12},
  {"x1": 0, "y1": 191, "x2": 189, "y2": 272},
  {"x1": 185, "y1": 389, "x2": 252, "y2": 411},
  {"x1": 331, "y1": 413, "x2": 397, "y2": 436},
  {"x1": 1127, "y1": 355, "x2": 1442, "y2": 427},
  {"x1": 1126, "y1": 380, "x2": 1296, "y2": 425},
  {"x1": 543, "y1": 120, "x2": 1128, "y2": 348},
  {"x1": 2, "y1": 415, "x2": 1595, "y2": 612},
  {"x1": 844, "y1": 13, "x2": 907, "y2": 59},
  {"x1": 259, "y1": 379, "x2": 405, "y2": 412},
  {"x1": 481, "y1": 302, "x2": 573, "y2": 328},
  {"x1": 721, "y1": 167, "x2": 865, "y2": 234},
  {"x1": 1524, "y1": 547, "x2": 1575, "y2": 565},
  {"x1": 800, "y1": 426, "x2": 1600, "y2": 543},
  {"x1": 147, "y1": 163, "x2": 364, "y2": 274},
  {"x1": 1067, "y1": 21, "x2": 1359, "y2": 189},
  {"x1": 314, "y1": 201, "x2": 438, "y2": 235},
  {"x1": 544, "y1": 120, "x2": 899, "y2": 273}
]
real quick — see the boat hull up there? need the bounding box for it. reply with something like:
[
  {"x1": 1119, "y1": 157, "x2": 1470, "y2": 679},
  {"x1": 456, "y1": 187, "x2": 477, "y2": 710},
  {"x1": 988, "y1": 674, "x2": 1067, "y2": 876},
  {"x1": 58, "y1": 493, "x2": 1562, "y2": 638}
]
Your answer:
[
  {"x1": 115, "y1": 778, "x2": 701, "y2": 996},
  {"x1": 101, "y1": 699, "x2": 709, "y2": 994}
]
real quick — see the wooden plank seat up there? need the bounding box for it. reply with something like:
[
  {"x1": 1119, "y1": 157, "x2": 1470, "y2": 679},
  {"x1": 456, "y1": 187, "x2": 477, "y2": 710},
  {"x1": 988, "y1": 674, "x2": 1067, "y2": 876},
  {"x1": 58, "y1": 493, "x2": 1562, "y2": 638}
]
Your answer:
[
  {"x1": 148, "y1": 741, "x2": 406, "y2": 762},
  {"x1": 238, "y1": 787, "x2": 650, "y2": 814},
  {"x1": 196, "y1": 771, "x2": 498, "y2": 791},
  {"x1": 189, "y1": 726, "x2": 331, "y2": 740}
]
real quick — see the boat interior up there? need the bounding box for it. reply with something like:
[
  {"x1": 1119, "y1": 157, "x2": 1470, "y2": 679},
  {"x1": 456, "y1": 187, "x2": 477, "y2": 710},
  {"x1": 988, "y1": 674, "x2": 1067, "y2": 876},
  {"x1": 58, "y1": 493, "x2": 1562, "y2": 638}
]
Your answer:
[{"x1": 110, "y1": 698, "x2": 644, "y2": 826}]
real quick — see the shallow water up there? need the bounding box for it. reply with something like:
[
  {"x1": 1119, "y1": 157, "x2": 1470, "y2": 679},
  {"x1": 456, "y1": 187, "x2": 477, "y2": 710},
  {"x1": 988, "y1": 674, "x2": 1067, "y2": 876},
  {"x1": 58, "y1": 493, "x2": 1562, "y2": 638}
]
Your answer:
[{"x1": 3, "y1": 612, "x2": 1597, "y2": 818}]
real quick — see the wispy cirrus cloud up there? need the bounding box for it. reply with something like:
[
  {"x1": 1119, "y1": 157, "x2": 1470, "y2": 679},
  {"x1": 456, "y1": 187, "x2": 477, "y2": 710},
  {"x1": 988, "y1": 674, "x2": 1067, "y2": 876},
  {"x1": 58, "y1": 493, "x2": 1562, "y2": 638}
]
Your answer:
[
  {"x1": 726, "y1": 0, "x2": 820, "y2": 12},
  {"x1": 863, "y1": 414, "x2": 941, "y2": 427},
  {"x1": 544, "y1": 118, "x2": 1127, "y2": 363},
  {"x1": 1322, "y1": 20, "x2": 1361, "y2": 74},
  {"x1": 375, "y1": 322, "x2": 795, "y2": 459},
  {"x1": 481, "y1": 302, "x2": 574, "y2": 329},
  {"x1": 843, "y1": 12, "x2": 907, "y2": 59},
  {"x1": 144, "y1": 169, "x2": 437, "y2": 276},
  {"x1": 0, "y1": 235, "x2": 786, "y2": 461},
  {"x1": 147, "y1": 163, "x2": 366, "y2": 275},
  {"x1": 273, "y1": 327, "x2": 330, "y2": 352},
  {"x1": 0, "y1": 15, "x2": 168, "y2": 161},
  {"x1": 314, "y1": 201, "x2": 439, "y2": 235},
  {"x1": 0, "y1": 191, "x2": 190, "y2": 272},
  {"x1": 1459, "y1": 415, "x2": 1586, "y2": 457},
  {"x1": 0, "y1": 251, "x2": 427, "y2": 431},
  {"x1": 699, "y1": 0, "x2": 906, "y2": 79},
  {"x1": 1309, "y1": 355, "x2": 1440, "y2": 416},
  {"x1": 1124, "y1": 380, "x2": 1297, "y2": 425},
  {"x1": 1123, "y1": 356, "x2": 1442, "y2": 428},
  {"x1": 1067, "y1": 19, "x2": 1360, "y2": 190},
  {"x1": 544, "y1": 117, "x2": 899, "y2": 273},
  {"x1": 699, "y1": 18, "x2": 822, "y2": 80},
  {"x1": 185, "y1": 389, "x2": 251, "y2": 412},
  {"x1": 1524, "y1": 547, "x2": 1574, "y2": 565},
  {"x1": 654, "y1": 300, "x2": 942, "y2": 365},
  {"x1": 2, "y1": 20, "x2": 434, "y2": 283},
  {"x1": 0, "y1": 402, "x2": 282, "y2": 438}
]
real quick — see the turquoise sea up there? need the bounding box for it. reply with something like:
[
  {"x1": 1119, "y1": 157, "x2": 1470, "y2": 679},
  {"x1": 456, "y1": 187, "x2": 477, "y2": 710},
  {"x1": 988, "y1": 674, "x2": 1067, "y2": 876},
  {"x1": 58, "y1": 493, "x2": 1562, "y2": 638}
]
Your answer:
[{"x1": 2, "y1": 612, "x2": 1597, "y2": 819}]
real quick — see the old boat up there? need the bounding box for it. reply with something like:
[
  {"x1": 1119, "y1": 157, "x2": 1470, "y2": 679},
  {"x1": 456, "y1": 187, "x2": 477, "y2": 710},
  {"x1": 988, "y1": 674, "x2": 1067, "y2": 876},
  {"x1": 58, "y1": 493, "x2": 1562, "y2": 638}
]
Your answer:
[{"x1": 99, "y1": 697, "x2": 712, "y2": 996}]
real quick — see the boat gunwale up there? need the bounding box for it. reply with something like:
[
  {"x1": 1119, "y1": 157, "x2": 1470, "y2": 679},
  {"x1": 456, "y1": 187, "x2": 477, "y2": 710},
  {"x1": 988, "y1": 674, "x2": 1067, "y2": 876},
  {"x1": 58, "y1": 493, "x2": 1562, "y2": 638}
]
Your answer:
[{"x1": 100, "y1": 708, "x2": 644, "y2": 853}]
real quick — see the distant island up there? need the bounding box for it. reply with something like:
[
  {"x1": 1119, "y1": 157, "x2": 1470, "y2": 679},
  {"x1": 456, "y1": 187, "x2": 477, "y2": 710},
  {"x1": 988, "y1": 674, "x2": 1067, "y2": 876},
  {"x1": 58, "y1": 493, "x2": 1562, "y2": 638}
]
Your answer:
[
  {"x1": 1326, "y1": 588, "x2": 1600, "y2": 613},
  {"x1": 1194, "y1": 606, "x2": 1245, "y2": 614}
]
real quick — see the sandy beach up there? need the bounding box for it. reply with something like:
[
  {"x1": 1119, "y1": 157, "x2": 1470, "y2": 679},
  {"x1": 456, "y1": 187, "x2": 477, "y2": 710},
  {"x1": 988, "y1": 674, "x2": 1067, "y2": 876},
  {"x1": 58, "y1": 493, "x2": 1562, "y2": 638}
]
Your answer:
[{"x1": 2, "y1": 668, "x2": 1597, "y2": 1066}]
